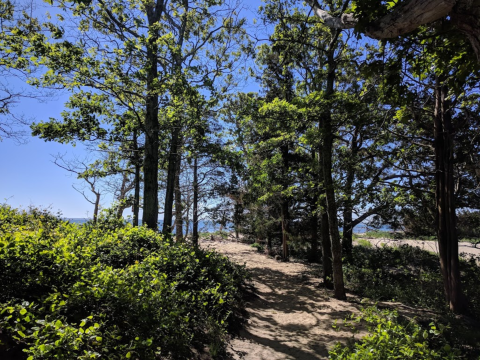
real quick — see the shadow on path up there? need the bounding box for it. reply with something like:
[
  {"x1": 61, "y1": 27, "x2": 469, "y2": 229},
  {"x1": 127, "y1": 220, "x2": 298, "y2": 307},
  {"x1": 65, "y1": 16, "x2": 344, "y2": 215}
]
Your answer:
[{"x1": 202, "y1": 240, "x2": 364, "y2": 360}]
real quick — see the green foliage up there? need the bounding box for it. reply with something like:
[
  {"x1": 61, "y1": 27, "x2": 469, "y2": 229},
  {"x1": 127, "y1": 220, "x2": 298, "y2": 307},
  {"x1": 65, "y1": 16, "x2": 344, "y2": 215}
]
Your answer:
[
  {"x1": 0, "y1": 205, "x2": 250, "y2": 359},
  {"x1": 250, "y1": 242, "x2": 264, "y2": 252},
  {"x1": 457, "y1": 210, "x2": 480, "y2": 242},
  {"x1": 356, "y1": 239, "x2": 372, "y2": 248},
  {"x1": 361, "y1": 231, "x2": 402, "y2": 240},
  {"x1": 350, "y1": 245, "x2": 475, "y2": 313},
  {"x1": 329, "y1": 306, "x2": 458, "y2": 359},
  {"x1": 343, "y1": 245, "x2": 480, "y2": 357}
]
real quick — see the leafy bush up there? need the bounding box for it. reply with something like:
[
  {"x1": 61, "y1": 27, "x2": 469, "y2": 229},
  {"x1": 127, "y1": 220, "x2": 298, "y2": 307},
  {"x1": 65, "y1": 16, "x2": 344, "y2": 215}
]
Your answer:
[
  {"x1": 361, "y1": 230, "x2": 403, "y2": 240},
  {"x1": 0, "y1": 205, "x2": 250, "y2": 359},
  {"x1": 344, "y1": 245, "x2": 480, "y2": 358},
  {"x1": 355, "y1": 239, "x2": 372, "y2": 248},
  {"x1": 329, "y1": 306, "x2": 458, "y2": 359},
  {"x1": 345, "y1": 245, "x2": 445, "y2": 311},
  {"x1": 457, "y1": 210, "x2": 480, "y2": 243},
  {"x1": 250, "y1": 242, "x2": 264, "y2": 252}
]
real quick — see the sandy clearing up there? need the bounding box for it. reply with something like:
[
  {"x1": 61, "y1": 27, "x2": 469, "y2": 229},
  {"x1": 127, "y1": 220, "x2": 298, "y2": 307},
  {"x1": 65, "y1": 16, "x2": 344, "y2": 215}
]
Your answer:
[
  {"x1": 201, "y1": 238, "x2": 363, "y2": 360},
  {"x1": 201, "y1": 236, "x2": 478, "y2": 359},
  {"x1": 354, "y1": 237, "x2": 480, "y2": 257}
]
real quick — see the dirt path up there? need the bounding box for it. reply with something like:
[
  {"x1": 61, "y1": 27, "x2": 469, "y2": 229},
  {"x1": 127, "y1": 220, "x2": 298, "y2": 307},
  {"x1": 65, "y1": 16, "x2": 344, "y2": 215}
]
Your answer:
[
  {"x1": 201, "y1": 238, "x2": 363, "y2": 360},
  {"x1": 201, "y1": 236, "x2": 479, "y2": 359}
]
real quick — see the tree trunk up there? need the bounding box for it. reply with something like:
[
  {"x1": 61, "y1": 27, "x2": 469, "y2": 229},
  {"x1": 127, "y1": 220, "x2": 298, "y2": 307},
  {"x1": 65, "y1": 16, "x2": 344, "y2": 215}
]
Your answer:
[
  {"x1": 93, "y1": 192, "x2": 100, "y2": 224},
  {"x1": 234, "y1": 201, "x2": 242, "y2": 240},
  {"x1": 281, "y1": 144, "x2": 290, "y2": 261},
  {"x1": 192, "y1": 155, "x2": 199, "y2": 247},
  {"x1": 162, "y1": 120, "x2": 181, "y2": 234},
  {"x1": 321, "y1": 43, "x2": 346, "y2": 300},
  {"x1": 451, "y1": 0, "x2": 480, "y2": 61},
  {"x1": 309, "y1": 211, "x2": 320, "y2": 262},
  {"x1": 116, "y1": 174, "x2": 128, "y2": 219},
  {"x1": 320, "y1": 200, "x2": 333, "y2": 288},
  {"x1": 142, "y1": 8, "x2": 160, "y2": 230},
  {"x1": 281, "y1": 204, "x2": 289, "y2": 260},
  {"x1": 434, "y1": 78, "x2": 468, "y2": 313},
  {"x1": 184, "y1": 192, "x2": 191, "y2": 240},
  {"x1": 133, "y1": 130, "x2": 141, "y2": 227},
  {"x1": 342, "y1": 129, "x2": 358, "y2": 257},
  {"x1": 175, "y1": 139, "x2": 184, "y2": 242},
  {"x1": 323, "y1": 119, "x2": 346, "y2": 300},
  {"x1": 319, "y1": 148, "x2": 334, "y2": 288},
  {"x1": 342, "y1": 203, "x2": 353, "y2": 256},
  {"x1": 308, "y1": 151, "x2": 320, "y2": 263}
]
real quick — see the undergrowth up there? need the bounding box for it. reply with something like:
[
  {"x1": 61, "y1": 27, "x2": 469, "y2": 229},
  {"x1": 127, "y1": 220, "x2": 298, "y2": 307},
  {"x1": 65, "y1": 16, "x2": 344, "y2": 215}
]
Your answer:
[
  {"x1": 342, "y1": 245, "x2": 480, "y2": 358},
  {"x1": 329, "y1": 306, "x2": 458, "y2": 359},
  {"x1": 0, "y1": 205, "x2": 250, "y2": 359}
]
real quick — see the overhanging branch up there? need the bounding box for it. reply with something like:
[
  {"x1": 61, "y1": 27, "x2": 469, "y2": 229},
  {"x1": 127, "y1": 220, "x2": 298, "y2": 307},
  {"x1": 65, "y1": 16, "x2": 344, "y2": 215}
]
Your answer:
[{"x1": 306, "y1": 0, "x2": 456, "y2": 39}]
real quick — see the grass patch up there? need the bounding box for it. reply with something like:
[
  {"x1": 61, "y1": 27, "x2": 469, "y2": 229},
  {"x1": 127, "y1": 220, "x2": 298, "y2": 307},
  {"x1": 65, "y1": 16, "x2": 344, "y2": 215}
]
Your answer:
[
  {"x1": 459, "y1": 238, "x2": 480, "y2": 246},
  {"x1": 356, "y1": 239, "x2": 373, "y2": 248},
  {"x1": 359, "y1": 230, "x2": 403, "y2": 240},
  {"x1": 199, "y1": 230, "x2": 230, "y2": 240},
  {"x1": 250, "y1": 242, "x2": 264, "y2": 252}
]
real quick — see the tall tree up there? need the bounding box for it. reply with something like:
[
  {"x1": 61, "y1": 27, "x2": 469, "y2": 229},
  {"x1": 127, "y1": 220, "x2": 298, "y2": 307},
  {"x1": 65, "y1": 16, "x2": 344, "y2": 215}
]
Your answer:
[
  {"x1": 28, "y1": 0, "x2": 247, "y2": 230},
  {"x1": 366, "y1": 22, "x2": 480, "y2": 313}
]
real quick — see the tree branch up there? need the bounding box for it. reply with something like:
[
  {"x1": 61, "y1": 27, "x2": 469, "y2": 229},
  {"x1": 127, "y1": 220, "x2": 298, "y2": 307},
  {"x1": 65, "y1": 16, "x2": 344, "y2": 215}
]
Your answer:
[{"x1": 306, "y1": 0, "x2": 456, "y2": 39}]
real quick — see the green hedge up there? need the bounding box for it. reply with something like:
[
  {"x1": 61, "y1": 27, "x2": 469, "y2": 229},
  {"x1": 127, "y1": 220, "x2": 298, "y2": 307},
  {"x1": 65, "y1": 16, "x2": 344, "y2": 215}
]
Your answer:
[{"x1": 0, "y1": 205, "x2": 250, "y2": 359}]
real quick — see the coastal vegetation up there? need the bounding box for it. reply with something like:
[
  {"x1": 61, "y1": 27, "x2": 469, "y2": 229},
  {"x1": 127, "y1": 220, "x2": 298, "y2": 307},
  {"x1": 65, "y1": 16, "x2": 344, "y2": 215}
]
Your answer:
[
  {"x1": 0, "y1": 205, "x2": 250, "y2": 358},
  {"x1": 2, "y1": 0, "x2": 480, "y2": 358}
]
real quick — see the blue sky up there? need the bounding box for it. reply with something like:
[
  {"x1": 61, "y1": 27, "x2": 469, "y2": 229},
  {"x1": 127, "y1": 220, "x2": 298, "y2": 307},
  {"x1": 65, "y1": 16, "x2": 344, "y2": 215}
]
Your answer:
[
  {"x1": 0, "y1": 94, "x2": 107, "y2": 218},
  {"x1": 0, "y1": 0, "x2": 264, "y2": 218}
]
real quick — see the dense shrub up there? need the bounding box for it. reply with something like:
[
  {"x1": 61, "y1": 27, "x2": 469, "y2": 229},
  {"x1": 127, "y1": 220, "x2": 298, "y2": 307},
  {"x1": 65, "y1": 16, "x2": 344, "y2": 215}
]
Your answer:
[
  {"x1": 329, "y1": 307, "x2": 458, "y2": 360},
  {"x1": 343, "y1": 245, "x2": 480, "y2": 358},
  {"x1": 0, "y1": 205, "x2": 250, "y2": 359},
  {"x1": 344, "y1": 245, "x2": 480, "y2": 319},
  {"x1": 457, "y1": 210, "x2": 480, "y2": 242}
]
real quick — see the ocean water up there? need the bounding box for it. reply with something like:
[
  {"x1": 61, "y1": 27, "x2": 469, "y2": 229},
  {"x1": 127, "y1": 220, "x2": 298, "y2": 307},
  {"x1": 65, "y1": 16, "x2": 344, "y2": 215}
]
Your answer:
[
  {"x1": 66, "y1": 218, "x2": 224, "y2": 234},
  {"x1": 67, "y1": 218, "x2": 391, "y2": 234},
  {"x1": 351, "y1": 224, "x2": 393, "y2": 233}
]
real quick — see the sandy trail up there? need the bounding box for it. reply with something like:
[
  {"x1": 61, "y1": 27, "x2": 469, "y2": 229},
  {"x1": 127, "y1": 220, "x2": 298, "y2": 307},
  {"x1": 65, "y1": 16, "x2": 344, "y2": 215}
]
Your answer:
[
  {"x1": 354, "y1": 237, "x2": 480, "y2": 257},
  {"x1": 201, "y1": 238, "x2": 362, "y2": 360},
  {"x1": 201, "y1": 236, "x2": 479, "y2": 359}
]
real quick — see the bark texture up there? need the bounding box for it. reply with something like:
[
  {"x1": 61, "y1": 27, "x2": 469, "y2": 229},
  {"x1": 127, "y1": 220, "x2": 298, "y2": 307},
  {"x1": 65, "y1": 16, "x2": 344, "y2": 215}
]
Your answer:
[
  {"x1": 174, "y1": 139, "x2": 183, "y2": 242},
  {"x1": 318, "y1": 139, "x2": 332, "y2": 285},
  {"x1": 308, "y1": 0, "x2": 480, "y2": 60},
  {"x1": 341, "y1": 129, "x2": 357, "y2": 257},
  {"x1": 434, "y1": 79, "x2": 468, "y2": 313},
  {"x1": 321, "y1": 44, "x2": 346, "y2": 300},
  {"x1": 451, "y1": 0, "x2": 480, "y2": 60},
  {"x1": 192, "y1": 156, "x2": 199, "y2": 247},
  {"x1": 132, "y1": 130, "x2": 141, "y2": 227},
  {"x1": 142, "y1": 4, "x2": 162, "y2": 230},
  {"x1": 162, "y1": 120, "x2": 181, "y2": 234},
  {"x1": 93, "y1": 192, "x2": 100, "y2": 224},
  {"x1": 281, "y1": 144, "x2": 290, "y2": 261}
]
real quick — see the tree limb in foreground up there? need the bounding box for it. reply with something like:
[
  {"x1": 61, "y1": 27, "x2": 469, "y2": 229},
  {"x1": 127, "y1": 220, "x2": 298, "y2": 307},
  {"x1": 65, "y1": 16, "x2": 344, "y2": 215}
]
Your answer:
[{"x1": 306, "y1": 0, "x2": 480, "y2": 61}]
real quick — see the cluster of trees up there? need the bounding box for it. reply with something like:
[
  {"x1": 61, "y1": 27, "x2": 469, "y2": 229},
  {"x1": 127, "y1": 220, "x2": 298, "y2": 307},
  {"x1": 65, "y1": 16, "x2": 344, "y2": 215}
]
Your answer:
[{"x1": 2, "y1": 0, "x2": 480, "y2": 315}]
